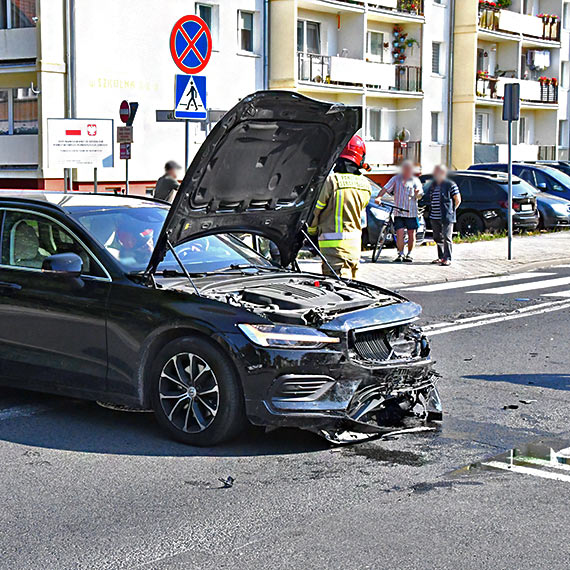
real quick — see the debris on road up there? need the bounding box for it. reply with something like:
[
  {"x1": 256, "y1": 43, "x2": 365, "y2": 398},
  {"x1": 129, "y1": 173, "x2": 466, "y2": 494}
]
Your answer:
[
  {"x1": 519, "y1": 399, "x2": 537, "y2": 405},
  {"x1": 503, "y1": 404, "x2": 519, "y2": 410},
  {"x1": 218, "y1": 476, "x2": 235, "y2": 489}
]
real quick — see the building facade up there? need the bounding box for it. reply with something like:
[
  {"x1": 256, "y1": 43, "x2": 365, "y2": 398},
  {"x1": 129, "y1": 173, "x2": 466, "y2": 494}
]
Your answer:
[
  {"x1": 0, "y1": 0, "x2": 266, "y2": 192},
  {"x1": 452, "y1": 0, "x2": 570, "y2": 169},
  {"x1": 269, "y1": 0, "x2": 453, "y2": 181}
]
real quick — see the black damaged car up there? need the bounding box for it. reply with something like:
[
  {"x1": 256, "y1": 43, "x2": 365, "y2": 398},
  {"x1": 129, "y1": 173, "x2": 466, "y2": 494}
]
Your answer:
[{"x1": 0, "y1": 92, "x2": 440, "y2": 445}]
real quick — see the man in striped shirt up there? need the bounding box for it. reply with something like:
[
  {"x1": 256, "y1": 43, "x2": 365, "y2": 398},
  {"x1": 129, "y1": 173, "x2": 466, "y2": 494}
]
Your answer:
[{"x1": 376, "y1": 160, "x2": 423, "y2": 263}]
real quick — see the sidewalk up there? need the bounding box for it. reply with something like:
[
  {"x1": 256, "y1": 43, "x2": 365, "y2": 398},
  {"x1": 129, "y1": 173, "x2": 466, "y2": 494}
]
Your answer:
[{"x1": 300, "y1": 231, "x2": 570, "y2": 289}]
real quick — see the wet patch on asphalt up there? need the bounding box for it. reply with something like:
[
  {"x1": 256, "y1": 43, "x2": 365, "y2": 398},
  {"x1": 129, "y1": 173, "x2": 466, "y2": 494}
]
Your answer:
[{"x1": 343, "y1": 444, "x2": 426, "y2": 466}]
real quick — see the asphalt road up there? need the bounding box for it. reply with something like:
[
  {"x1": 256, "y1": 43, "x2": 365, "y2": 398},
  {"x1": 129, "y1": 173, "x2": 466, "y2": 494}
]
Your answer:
[{"x1": 1, "y1": 264, "x2": 570, "y2": 569}]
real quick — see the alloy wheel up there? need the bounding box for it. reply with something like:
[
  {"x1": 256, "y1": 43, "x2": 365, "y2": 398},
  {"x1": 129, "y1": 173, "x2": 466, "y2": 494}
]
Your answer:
[{"x1": 158, "y1": 352, "x2": 219, "y2": 433}]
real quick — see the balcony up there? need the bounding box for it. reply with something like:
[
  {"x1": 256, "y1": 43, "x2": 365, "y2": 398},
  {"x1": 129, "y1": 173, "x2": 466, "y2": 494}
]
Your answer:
[
  {"x1": 297, "y1": 53, "x2": 421, "y2": 93},
  {"x1": 0, "y1": 135, "x2": 38, "y2": 169},
  {"x1": 478, "y1": 7, "x2": 560, "y2": 41},
  {"x1": 367, "y1": 140, "x2": 421, "y2": 167},
  {"x1": 476, "y1": 75, "x2": 558, "y2": 105},
  {"x1": 0, "y1": 27, "x2": 36, "y2": 62},
  {"x1": 474, "y1": 142, "x2": 556, "y2": 163}
]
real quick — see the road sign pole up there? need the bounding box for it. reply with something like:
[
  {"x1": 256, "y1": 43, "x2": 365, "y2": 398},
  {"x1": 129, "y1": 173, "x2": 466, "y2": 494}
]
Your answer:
[
  {"x1": 94, "y1": 167, "x2": 98, "y2": 193},
  {"x1": 185, "y1": 120, "x2": 190, "y2": 171},
  {"x1": 125, "y1": 158, "x2": 129, "y2": 195},
  {"x1": 507, "y1": 119, "x2": 513, "y2": 261}
]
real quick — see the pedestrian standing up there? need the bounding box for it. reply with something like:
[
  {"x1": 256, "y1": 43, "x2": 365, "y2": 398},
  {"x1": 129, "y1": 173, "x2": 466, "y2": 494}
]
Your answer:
[
  {"x1": 308, "y1": 135, "x2": 372, "y2": 279},
  {"x1": 154, "y1": 161, "x2": 182, "y2": 203},
  {"x1": 424, "y1": 165, "x2": 461, "y2": 266},
  {"x1": 376, "y1": 160, "x2": 423, "y2": 263}
]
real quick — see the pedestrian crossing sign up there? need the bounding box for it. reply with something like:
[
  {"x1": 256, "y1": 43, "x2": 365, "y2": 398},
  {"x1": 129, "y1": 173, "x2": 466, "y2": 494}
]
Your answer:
[{"x1": 174, "y1": 74, "x2": 207, "y2": 120}]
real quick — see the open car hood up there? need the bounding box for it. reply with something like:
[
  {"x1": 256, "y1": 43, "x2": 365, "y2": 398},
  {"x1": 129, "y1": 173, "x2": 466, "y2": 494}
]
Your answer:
[{"x1": 146, "y1": 91, "x2": 361, "y2": 273}]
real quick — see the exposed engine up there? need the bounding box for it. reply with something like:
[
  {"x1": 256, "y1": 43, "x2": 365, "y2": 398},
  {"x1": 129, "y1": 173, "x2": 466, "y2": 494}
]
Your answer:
[{"x1": 199, "y1": 275, "x2": 396, "y2": 325}]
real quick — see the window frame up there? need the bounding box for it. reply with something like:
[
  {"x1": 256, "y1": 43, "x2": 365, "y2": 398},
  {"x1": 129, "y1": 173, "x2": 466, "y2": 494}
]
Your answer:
[
  {"x1": 238, "y1": 10, "x2": 255, "y2": 53},
  {"x1": 432, "y1": 42, "x2": 442, "y2": 75},
  {"x1": 431, "y1": 111, "x2": 440, "y2": 143},
  {"x1": 366, "y1": 108, "x2": 382, "y2": 141},
  {"x1": 195, "y1": 3, "x2": 219, "y2": 48},
  {"x1": 474, "y1": 112, "x2": 490, "y2": 143},
  {"x1": 518, "y1": 116, "x2": 527, "y2": 144},
  {"x1": 297, "y1": 19, "x2": 321, "y2": 55},
  {"x1": 1, "y1": 0, "x2": 37, "y2": 30},
  {"x1": 366, "y1": 30, "x2": 384, "y2": 63},
  {"x1": 0, "y1": 207, "x2": 112, "y2": 281},
  {"x1": 0, "y1": 87, "x2": 39, "y2": 136}
]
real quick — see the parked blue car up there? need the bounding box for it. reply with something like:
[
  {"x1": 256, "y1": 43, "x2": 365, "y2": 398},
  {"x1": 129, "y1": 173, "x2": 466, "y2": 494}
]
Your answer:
[{"x1": 468, "y1": 163, "x2": 570, "y2": 228}]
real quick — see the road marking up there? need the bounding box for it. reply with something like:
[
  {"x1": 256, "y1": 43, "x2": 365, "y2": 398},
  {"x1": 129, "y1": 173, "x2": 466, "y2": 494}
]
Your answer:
[
  {"x1": 482, "y1": 460, "x2": 570, "y2": 483},
  {"x1": 543, "y1": 289, "x2": 570, "y2": 298},
  {"x1": 424, "y1": 299, "x2": 570, "y2": 336},
  {"x1": 404, "y1": 272, "x2": 554, "y2": 292},
  {"x1": 472, "y1": 276, "x2": 570, "y2": 295}
]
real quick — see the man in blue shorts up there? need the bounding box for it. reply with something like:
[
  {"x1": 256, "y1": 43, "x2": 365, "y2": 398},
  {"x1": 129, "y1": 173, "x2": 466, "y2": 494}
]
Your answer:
[{"x1": 376, "y1": 160, "x2": 423, "y2": 262}]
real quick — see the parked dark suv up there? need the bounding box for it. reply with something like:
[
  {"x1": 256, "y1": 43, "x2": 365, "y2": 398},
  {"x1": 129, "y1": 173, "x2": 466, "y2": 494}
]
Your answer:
[
  {"x1": 0, "y1": 92, "x2": 440, "y2": 447},
  {"x1": 421, "y1": 171, "x2": 538, "y2": 235}
]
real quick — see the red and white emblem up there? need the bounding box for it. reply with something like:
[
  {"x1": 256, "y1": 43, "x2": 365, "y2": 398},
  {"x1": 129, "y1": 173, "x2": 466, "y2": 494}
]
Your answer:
[{"x1": 87, "y1": 124, "x2": 97, "y2": 136}]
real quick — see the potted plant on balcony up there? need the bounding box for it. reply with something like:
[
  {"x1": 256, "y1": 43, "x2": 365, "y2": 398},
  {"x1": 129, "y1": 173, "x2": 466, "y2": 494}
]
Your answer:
[
  {"x1": 538, "y1": 76, "x2": 551, "y2": 85},
  {"x1": 405, "y1": 37, "x2": 419, "y2": 54}
]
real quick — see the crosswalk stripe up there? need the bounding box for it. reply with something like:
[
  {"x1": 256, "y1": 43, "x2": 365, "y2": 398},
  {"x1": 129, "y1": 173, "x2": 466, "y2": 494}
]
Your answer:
[
  {"x1": 543, "y1": 290, "x2": 570, "y2": 298},
  {"x1": 404, "y1": 272, "x2": 554, "y2": 292},
  {"x1": 472, "y1": 276, "x2": 570, "y2": 295}
]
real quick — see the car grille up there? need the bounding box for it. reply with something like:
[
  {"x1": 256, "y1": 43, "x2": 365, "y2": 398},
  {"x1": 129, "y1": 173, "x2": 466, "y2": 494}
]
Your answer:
[{"x1": 353, "y1": 329, "x2": 393, "y2": 361}]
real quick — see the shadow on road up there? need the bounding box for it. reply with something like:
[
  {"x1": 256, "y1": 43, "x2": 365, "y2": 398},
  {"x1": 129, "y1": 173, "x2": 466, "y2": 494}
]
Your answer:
[
  {"x1": 0, "y1": 388, "x2": 329, "y2": 457},
  {"x1": 464, "y1": 373, "x2": 570, "y2": 391}
]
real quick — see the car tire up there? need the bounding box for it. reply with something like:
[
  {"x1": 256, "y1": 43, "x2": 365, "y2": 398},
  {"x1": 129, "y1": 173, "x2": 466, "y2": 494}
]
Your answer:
[
  {"x1": 457, "y1": 212, "x2": 485, "y2": 236},
  {"x1": 150, "y1": 336, "x2": 247, "y2": 446}
]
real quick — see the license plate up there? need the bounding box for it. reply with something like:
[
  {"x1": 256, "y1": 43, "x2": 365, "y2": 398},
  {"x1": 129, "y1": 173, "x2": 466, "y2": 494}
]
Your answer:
[{"x1": 521, "y1": 204, "x2": 532, "y2": 211}]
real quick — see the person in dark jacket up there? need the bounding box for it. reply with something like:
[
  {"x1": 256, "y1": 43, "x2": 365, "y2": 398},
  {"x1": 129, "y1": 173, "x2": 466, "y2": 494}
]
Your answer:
[
  {"x1": 423, "y1": 165, "x2": 461, "y2": 266},
  {"x1": 154, "y1": 161, "x2": 181, "y2": 202}
]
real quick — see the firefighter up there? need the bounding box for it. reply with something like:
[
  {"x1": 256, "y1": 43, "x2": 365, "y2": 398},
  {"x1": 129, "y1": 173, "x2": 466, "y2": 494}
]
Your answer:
[{"x1": 308, "y1": 135, "x2": 371, "y2": 279}]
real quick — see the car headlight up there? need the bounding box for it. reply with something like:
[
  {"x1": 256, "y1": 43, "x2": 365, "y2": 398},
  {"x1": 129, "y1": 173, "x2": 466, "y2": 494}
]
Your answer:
[{"x1": 238, "y1": 324, "x2": 340, "y2": 348}]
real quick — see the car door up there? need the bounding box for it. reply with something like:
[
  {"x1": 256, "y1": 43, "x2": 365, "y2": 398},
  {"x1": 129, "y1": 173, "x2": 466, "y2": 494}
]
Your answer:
[
  {"x1": 0, "y1": 207, "x2": 110, "y2": 395},
  {"x1": 538, "y1": 171, "x2": 570, "y2": 201}
]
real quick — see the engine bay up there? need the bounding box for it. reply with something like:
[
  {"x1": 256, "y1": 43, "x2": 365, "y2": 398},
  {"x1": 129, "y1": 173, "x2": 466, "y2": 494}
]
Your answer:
[{"x1": 196, "y1": 275, "x2": 397, "y2": 325}]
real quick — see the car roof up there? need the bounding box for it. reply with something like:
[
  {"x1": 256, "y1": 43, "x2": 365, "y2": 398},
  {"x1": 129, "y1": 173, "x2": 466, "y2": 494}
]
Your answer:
[
  {"x1": 449, "y1": 170, "x2": 511, "y2": 182},
  {"x1": 0, "y1": 191, "x2": 169, "y2": 212}
]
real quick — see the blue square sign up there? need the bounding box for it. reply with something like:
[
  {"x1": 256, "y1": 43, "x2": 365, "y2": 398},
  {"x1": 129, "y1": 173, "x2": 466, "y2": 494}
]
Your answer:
[{"x1": 174, "y1": 75, "x2": 207, "y2": 120}]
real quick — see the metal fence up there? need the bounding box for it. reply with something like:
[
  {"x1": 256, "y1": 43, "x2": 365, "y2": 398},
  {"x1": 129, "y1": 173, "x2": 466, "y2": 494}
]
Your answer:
[
  {"x1": 297, "y1": 52, "x2": 331, "y2": 84},
  {"x1": 538, "y1": 145, "x2": 557, "y2": 160},
  {"x1": 395, "y1": 65, "x2": 422, "y2": 92}
]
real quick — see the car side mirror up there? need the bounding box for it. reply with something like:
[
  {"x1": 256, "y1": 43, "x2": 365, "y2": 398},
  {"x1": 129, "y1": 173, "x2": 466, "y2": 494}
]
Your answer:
[
  {"x1": 42, "y1": 253, "x2": 83, "y2": 276},
  {"x1": 537, "y1": 182, "x2": 547, "y2": 190}
]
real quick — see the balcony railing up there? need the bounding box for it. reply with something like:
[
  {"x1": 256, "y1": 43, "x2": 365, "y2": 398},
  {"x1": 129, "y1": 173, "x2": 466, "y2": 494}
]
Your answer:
[
  {"x1": 298, "y1": 53, "x2": 422, "y2": 93},
  {"x1": 476, "y1": 76, "x2": 558, "y2": 104},
  {"x1": 478, "y1": 7, "x2": 560, "y2": 41},
  {"x1": 366, "y1": 140, "x2": 421, "y2": 166},
  {"x1": 367, "y1": 0, "x2": 424, "y2": 15},
  {"x1": 394, "y1": 65, "x2": 422, "y2": 92},
  {"x1": 538, "y1": 145, "x2": 556, "y2": 160},
  {"x1": 394, "y1": 140, "x2": 421, "y2": 165},
  {"x1": 298, "y1": 53, "x2": 331, "y2": 84}
]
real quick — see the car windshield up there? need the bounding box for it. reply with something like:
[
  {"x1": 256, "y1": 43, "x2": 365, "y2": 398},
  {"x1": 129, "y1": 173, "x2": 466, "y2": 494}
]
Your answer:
[{"x1": 68, "y1": 205, "x2": 273, "y2": 274}]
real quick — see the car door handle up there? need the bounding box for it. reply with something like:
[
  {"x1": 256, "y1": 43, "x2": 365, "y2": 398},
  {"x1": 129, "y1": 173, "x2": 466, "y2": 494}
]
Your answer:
[{"x1": 0, "y1": 281, "x2": 22, "y2": 293}]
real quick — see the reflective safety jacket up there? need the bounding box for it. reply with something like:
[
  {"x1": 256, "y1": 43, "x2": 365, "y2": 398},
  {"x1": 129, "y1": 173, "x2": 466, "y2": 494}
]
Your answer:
[{"x1": 308, "y1": 172, "x2": 372, "y2": 255}]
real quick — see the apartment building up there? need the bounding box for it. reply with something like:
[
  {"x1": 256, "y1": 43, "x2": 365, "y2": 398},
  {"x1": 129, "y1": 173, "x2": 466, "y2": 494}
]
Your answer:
[
  {"x1": 452, "y1": 0, "x2": 570, "y2": 169},
  {"x1": 0, "y1": 0, "x2": 266, "y2": 191},
  {"x1": 269, "y1": 0, "x2": 453, "y2": 181}
]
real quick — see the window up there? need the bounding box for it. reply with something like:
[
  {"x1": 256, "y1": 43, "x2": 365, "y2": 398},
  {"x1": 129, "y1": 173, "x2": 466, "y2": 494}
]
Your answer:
[
  {"x1": 559, "y1": 120, "x2": 568, "y2": 147},
  {"x1": 297, "y1": 20, "x2": 320, "y2": 54},
  {"x1": 518, "y1": 116, "x2": 527, "y2": 144},
  {"x1": 474, "y1": 112, "x2": 489, "y2": 143},
  {"x1": 367, "y1": 31, "x2": 384, "y2": 63},
  {"x1": 366, "y1": 108, "x2": 382, "y2": 141},
  {"x1": 196, "y1": 3, "x2": 219, "y2": 47},
  {"x1": 0, "y1": 211, "x2": 104, "y2": 277},
  {"x1": 431, "y1": 112, "x2": 440, "y2": 142},
  {"x1": 434, "y1": 0, "x2": 443, "y2": 4},
  {"x1": 564, "y1": 2, "x2": 570, "y2": 29},
  {"x1": 432, "y1": 42, "x2": 441, "y2": 74},
  {"x1": 238, "y1": 10, "x2": 254, "y2": 52},
  {"x1": 0, "y1": 87, "x2": 38, "y2": 135},
  {"x1": 562, "y1": 62, "x2": 569, "y2": 89},
  {"x1": 0, "y1": 0, "x2": 36, "y2": 30}
]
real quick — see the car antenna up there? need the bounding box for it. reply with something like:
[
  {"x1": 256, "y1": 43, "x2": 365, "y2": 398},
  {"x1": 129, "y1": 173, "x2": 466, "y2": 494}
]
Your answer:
[
  {"x1": 299, "y1": 228, "x2": 341, "y2": 281},
  {"x1": 166, "y1": 240, "x2": 201, "y2": 297}
]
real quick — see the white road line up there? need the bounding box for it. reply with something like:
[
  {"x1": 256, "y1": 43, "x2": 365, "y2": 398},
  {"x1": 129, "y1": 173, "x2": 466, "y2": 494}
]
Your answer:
[
  {"x1": 482, "y1": 460, "x2": 570, "y2": 483},
  {"x1": 404, "y1": 272, "x2": 554, "y2": 292},
  {"x1": 543, "y1": 289, "x2": 570, "y2": 298},
  {"x1": 472, "y1": 276, "x2": 570, "y2": 295},
  {"x1": 424, "y1": 299, "x2": 570, "y2": 336}
]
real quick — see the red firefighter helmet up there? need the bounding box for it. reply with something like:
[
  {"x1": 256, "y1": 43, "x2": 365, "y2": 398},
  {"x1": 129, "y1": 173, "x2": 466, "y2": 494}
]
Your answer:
[{"x1": 339, "y1": 134, "x2": 366, "y2": 167}]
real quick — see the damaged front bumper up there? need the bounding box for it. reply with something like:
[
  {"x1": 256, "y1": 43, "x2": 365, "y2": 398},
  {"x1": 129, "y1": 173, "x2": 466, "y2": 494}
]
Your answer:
[{"x1": 234, "y1": 300, "x2": 442, "y2": 444}]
